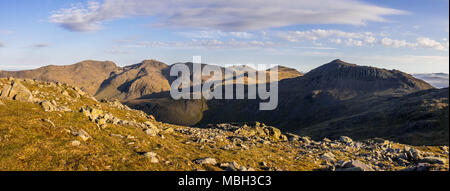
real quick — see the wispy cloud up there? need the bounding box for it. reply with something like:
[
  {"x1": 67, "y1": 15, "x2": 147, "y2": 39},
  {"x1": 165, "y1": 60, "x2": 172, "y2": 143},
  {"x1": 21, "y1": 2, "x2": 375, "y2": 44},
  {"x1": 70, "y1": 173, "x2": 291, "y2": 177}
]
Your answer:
[
  {"x1": 277, "y1": 29, "x2": 449, "y2": 51},
  {"x1": 105, "y1": 49, "x2": 131, "y2": 54},
  {"x1": 130, "y1": 39, "x2": 277, "y2": 49},
  {"x1": 416, "y1": 37, "x2": 449, "y2": 51},
  {"x1": 29, "y1": 43, "x2": 51, "y2": 48},
  {"x1": 0, "y1": 30, "x2": 14, "y2": 35},
  {"x1": 0, "y1": 42, "x2": 5, "y2": 47},
  {"x1": 49, "y1": 0, "x2": 406, "y2": 32},
  {"x1": 177, "y1": 30, "x2": 255, "y2": 39}
]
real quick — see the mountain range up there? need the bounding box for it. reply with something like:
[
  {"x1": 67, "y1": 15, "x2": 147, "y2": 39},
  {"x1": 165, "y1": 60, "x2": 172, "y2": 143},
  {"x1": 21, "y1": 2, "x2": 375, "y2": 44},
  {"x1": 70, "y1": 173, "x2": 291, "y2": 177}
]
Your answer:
[{"x1": 1, "y1": 59, "x2": 448, "y2": 145}]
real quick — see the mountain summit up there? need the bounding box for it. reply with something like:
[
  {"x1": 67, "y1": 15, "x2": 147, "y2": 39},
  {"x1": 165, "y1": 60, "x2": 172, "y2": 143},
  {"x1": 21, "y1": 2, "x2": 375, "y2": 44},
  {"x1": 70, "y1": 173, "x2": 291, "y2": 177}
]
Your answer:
[{"x1": 302, "y1": 59, "x2": 434, "y2": 96}]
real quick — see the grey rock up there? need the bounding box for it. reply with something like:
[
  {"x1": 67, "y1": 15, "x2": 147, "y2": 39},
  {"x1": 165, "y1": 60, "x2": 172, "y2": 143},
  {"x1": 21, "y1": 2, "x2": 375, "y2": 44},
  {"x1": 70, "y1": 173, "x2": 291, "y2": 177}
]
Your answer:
[
  {"x1": 420, "y1": 156, "x2": 446, "y2": 165},
  {"x1": 0, "y1": 80, "x2": 33, "y2": 102},
  {"x1": 71, "y1": 140, "x2": 81, "y2": 147},
  {"x1": 340, "y1": 136, "x2": 353, "y2": 144},
  {"x1": 340, "y1": 160, "x2": 374, "y2": 171},
  {"x1": 194, "y1": 157, "x2": 217, "y2": 165},
  {"x1": 143, "y1": 152, "x2": 159, "y2": 163}
]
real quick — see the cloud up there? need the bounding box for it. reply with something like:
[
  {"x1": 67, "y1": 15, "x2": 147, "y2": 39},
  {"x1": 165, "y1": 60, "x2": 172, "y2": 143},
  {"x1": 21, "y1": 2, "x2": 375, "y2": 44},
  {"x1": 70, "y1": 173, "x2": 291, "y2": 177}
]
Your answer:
[
  {"x1": 278, "y1": 29, "x2": 448, "y2": 51},
  {"x1": 133, "y1": 39, "x2": 277, "y2": 49},
  {"x1": 416, "y1": 37, "x2": 448, "y2": 51},
  {"x1": 105, "y1": 49, "x2": 131, "y2": 54},
  {"x1": 49, "y1": 0, "x2": 406, "y2": 32},
  {"x1": 380, "y1": 38, "x2": 416, "y2": 48},
  {"x1": 0, "y1": 30, "x2": 14, "y2": 35},
  {"x1": 30, "y1": 43, "x2": 51, "y2": 48},
  {"x1": 0, "y1": 42, "x2": 5, "y2": 47},
  {"x1": 379, "y1": 37, "x2": 448, "y2": 51},
  {"x1": 176, "y1": 30, "x2": 255, "y2": 39},
  {"x1": 278, "y1": 29, "x2": 373, "y2": 43}
]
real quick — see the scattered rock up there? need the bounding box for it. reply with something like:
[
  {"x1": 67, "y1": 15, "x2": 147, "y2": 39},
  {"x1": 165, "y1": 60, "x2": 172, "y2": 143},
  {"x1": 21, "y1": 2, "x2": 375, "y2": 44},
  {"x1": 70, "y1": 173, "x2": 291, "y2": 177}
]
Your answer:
[
  {"x1": 371, "y1": 138, "x2": 390, "y2": 145},
  {"x1": 71, "y1": 140, "x2": 81, "y2": 147},
  {"x1": 301, "y1": 137, "x2": 312, "y2": 145},
  {"x1": 286, "y1": 133, "x2": 299, "y2": 141},
  {"x1": 320, "y1": 152, "x2": 336, "y2": 161},
  {"x1": 225, "y1": 161, "x2": 240, "y2": 171},
  {"x1": 41, "y1": 118, "x2": 56, "y2": 127},
  {"x1": 145, "y1": 128, "x2": 160, "y2": 136},
  {"x1": 266, "y1": 126, "x2": 282, "y2": 140},
  {"x1": 71, "y1": 129, "x2": 91, "y2": 141},
  {"x1": 337, "y1": 160, "x2": 374, "y2": 171},
  {"x1": 194, "y1": 157, "x2": 217, "y2": 165},
  {"x1": 143, "y1": 152, "x2": 159, "y2": 163},
  {"x1": 40, "y1": 101, "x2": 57, "y2": 112}
]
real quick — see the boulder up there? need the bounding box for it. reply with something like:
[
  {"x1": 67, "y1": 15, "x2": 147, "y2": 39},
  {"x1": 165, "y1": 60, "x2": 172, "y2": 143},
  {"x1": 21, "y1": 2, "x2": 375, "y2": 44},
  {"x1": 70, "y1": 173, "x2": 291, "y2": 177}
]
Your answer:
[
  {"x1": 420, "y1": 157, "x2": 446, "y2": 165},
  {"x1": 0, "y1": 80, "x2": 33, "y2": 102},
  {"x1": 339, "y1": 160, "x2": 374, "y2": 171},
  {"x1": 71, "y1": 129, "x2": 91, "y2": 141},
  {"x1": 144, "y1": 121, "x2": 158, "y2": 129},
  {"x1": 225, "y1": 161, "x2": 241, "y2": 171},
  {"x1": 266, "y1": 126, "x2": 282, "y2": 139},
  {"x1": 320, "y1": 152, "x2": 336, "y2": 161},
  {"x1": 286, "y1": 133, "x2": 300, "y2": 141},
  {"x1": 80, "y1": 106, "x2": 104, "y2": 122},
  {"x1": 143, "y1": 152, "x2": 159, "y2": 163},
  {"x1": 340, "y1": 136, "x2": 353, "y2": 144},
  {"x1": 71, "y1": 140, "x2": 81, "y2": 147},
  {"x1": 194, "y1": 157, "x2": 217, "y2": 165},
  {"x1": 145, "y1": 128, "x2": 160, "y2": 136},
  {"x1": 407, "y1": 148, "x2": 423, "y2": 161},
  {"x1": 301, "y1": 137, "x2": 312, "y2": 145},
  {"x1": 40, "y1": 101, "x2": 57, "y2": 112},
  {"x1": 73, "y1": 87, "x2": 86, "y2": 96}
]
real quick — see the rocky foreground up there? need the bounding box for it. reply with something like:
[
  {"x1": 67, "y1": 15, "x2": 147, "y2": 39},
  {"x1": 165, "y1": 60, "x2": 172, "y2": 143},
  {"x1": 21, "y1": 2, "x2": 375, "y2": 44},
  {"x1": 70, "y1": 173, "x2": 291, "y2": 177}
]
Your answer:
[{"x1": 0, "y1": 77, "x2": 448, "y2": 171}]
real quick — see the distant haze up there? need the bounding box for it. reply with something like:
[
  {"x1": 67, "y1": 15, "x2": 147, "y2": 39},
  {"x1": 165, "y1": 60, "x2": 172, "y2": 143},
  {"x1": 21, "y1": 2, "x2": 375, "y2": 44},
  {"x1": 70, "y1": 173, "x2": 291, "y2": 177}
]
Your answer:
[{"x1": 413, "y1": 73, "x2": 449, "y2": 89}]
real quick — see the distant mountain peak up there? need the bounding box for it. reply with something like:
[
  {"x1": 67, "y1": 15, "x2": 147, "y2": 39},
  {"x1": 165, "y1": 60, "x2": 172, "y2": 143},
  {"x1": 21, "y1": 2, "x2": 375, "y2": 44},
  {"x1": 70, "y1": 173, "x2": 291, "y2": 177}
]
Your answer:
[
  {"x1": 125, "y1": 60, "x2": 168, "y2": 70},
  {"x1": 302, "y1": 59, "x2": 434, "y2": 96}
]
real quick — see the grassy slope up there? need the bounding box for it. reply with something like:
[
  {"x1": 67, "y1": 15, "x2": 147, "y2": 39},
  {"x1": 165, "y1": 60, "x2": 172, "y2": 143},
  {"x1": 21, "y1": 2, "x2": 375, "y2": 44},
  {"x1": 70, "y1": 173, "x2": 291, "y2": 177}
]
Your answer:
[{"x1": 0, "y1": 79, "x2": 319, "y2": 171}]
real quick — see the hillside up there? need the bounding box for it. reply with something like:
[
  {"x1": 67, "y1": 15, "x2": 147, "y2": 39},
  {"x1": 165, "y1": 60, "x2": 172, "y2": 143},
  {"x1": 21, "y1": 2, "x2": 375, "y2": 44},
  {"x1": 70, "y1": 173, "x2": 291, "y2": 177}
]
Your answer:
[
  {"x1": 1, "y1": 59, "x2": 447, "y2": 146},
  {"x1": 0, "y1": 60, "x2": 121, "y2": 95},
  {"x1": 95, "y1": 60, "x2": 172, "y2": 100},
  {"x1": 125, "y1": 60, "x2": 446, "y2": 145},
  {"x1": 0, "y1": 77, "x2": 448, "y2": 171},
  {"x1": 172, "y1": 60, "x2": 446, "y2": 145}
]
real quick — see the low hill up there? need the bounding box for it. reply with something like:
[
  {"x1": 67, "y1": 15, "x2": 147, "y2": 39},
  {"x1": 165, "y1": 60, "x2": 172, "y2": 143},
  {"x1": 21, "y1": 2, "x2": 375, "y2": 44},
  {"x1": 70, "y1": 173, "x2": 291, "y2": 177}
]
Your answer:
[{"x1": 0, "y1": 60, "x2": 121, "y2": 95}]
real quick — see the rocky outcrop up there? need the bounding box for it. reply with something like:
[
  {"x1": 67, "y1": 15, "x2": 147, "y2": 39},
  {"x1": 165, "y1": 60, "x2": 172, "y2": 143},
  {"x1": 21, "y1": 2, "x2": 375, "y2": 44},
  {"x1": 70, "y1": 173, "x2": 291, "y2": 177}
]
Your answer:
[{"x1": 0, "y1": 79, "x2": 34, "y2": 102}]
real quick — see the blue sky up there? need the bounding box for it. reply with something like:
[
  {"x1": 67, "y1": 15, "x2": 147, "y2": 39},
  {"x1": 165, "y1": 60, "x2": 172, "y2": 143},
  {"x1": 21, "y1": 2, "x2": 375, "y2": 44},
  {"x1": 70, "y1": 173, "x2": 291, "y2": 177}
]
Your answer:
[{"x1": 0, "y1": 0, "x2": 448, "y2": 73}]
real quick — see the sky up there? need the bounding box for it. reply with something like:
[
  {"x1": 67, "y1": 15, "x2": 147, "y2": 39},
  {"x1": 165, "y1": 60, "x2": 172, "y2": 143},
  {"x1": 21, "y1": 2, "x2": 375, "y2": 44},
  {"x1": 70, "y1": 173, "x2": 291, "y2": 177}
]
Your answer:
[{"x1": 0, "y1": 0, "x2": 448, "y2": 74}]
